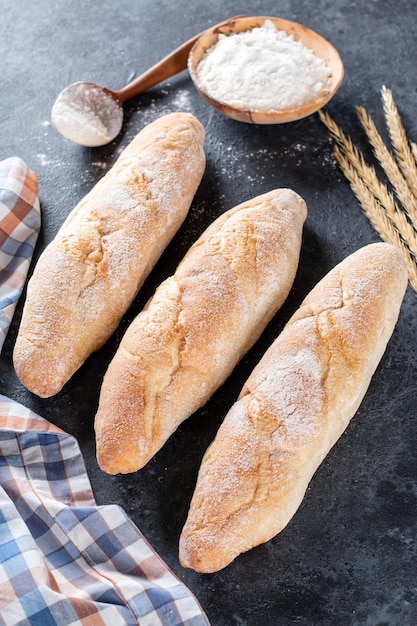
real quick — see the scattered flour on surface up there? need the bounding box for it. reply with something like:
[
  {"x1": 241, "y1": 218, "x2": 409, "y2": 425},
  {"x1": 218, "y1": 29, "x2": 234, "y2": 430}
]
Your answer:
[
  {"x1": 37, "y1": 153, "x2": 62, "y2": 167},
  {"x1": 91, "y1": 161, "x2": 108, "y2": 170},
  {"x1": 195, "y1": 20, "x2": 332, "y2": 112},
  {"x1": 170, "y1": 88, "x2": 194, "y2": 111}
]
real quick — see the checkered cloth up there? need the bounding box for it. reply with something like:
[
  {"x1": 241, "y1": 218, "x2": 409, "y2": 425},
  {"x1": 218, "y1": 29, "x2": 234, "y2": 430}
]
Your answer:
[
  {"x1": 0, "y1": 157, "x2": 41, "y2": 352},
  {"x1": 0, "y1": 395, "x2": 210, "y2": 625}
]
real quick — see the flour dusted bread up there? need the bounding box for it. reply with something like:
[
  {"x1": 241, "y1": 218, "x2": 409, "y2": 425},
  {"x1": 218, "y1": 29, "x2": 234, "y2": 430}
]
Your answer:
[
  {"x1": 179, "y1": 242, "x2": 408, "y2": 573},
  {"x1": 94, "y1": 188, "x2": 307, "y2": 474},
  {"x1": 13, "y1": 113, "x2": 205, "y2": 398}
]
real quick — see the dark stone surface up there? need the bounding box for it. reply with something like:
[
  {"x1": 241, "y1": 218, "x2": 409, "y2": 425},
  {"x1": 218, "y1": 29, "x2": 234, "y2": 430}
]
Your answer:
[{"x1": 1, "y1": 1, "x2": 416, "y2": 624}]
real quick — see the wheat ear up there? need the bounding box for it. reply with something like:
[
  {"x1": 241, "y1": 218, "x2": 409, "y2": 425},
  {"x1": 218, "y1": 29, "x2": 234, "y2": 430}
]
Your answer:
[
  {"x1": 356, "y1": 105, "x2": 417, "y2": 227},
  {"x1": 381, "y1": 85, "x2": 417, "y2": 201},
  {"x1": 319, "y1": 109, "x2": 417, "y2": 257},
  {"x1": 334, "y1": 146, "x2": 417, "y2": 291},
  {"x1": 411, "y1": 141, "x2": 417, "y2": 165},
  {"x1": 319, "y1": 108, "x2": 417, "y2": 292}
]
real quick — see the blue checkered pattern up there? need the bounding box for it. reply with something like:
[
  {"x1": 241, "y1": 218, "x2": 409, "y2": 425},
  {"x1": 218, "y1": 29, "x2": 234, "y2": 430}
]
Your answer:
[
  {"x1": 0, "y1": 157, "x2": 41, "y2": 351},
  {"x1": 0, "y1": 396, "x2": 210, "y2": 625}
]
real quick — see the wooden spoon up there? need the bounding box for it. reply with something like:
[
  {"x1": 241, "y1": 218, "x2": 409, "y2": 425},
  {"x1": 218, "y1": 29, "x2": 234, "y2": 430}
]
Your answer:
[
  {"x1": 188, "y1": 15, "x2": 344, "y2": 124},
  {"x1": 51, "y1": 17, "x2": 243, "y2": 147}
]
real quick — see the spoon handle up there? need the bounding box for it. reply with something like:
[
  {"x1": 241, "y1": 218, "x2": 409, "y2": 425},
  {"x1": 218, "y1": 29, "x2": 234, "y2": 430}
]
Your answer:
[{"x1": 113, "y1": 16, "x2": 244, "y2": 103}]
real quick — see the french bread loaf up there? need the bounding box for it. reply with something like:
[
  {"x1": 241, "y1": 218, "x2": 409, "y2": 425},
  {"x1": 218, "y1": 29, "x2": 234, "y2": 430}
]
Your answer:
[
  {"x1": 94, "y1": 188, "x2": 307, "y2": 474},
  {"x1": 13, "y1": 112, "x2": 205, "y2": 398},
  {"x1": 179, "y1": 242, "x2": 408, "y2": 573}
]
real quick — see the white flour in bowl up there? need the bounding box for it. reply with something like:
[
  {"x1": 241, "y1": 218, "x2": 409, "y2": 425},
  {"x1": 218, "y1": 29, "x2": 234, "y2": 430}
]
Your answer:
[{"x1": 195, "y1": 20, "x2": 332, "y2": 112}]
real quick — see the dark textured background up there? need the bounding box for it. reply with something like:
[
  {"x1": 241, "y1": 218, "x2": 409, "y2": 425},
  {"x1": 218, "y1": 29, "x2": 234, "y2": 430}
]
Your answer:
[{"x1": 1, "y1": 1, "x2": 416, "y2": 624}]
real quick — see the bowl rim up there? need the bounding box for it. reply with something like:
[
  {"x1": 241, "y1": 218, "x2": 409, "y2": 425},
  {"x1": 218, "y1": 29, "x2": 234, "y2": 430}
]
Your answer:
[{"x1": 188, "y1": 15, "x2": 344, "y2": 124}]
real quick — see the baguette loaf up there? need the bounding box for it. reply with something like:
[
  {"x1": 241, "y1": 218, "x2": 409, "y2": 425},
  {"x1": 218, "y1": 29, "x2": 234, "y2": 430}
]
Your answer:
[
  {"x1": 94, "y1": 188, "x2": 307, "y2": 474},
  {"x1": 13, "y1": 112, "x2": 205, "y2": 398},
  {"x1": 179, "y1": 242, "x2": 408, "y2": 573}
]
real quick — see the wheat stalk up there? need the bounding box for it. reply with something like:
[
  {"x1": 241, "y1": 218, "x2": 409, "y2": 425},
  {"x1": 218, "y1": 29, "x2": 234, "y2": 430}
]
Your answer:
[
  {"x1": 333, "y1": 135, "x2": 417, "y2": 260},
  {"x1": 334, "y1": 146, "x2": 397, "y2": 242},
  {"x1": 319, "y1": 109, "x2": 417, "y2": 257},
  {"x1": 356, "y1": 105, "x2": 417, "y2": 227},
  {"x1": 318, "y1": 108, "x2": 417, "y2": 293},
  {"x1": 381, "y1": 85, "x2": 417, "y2": 201},
  {"x1": 334, "y1": 146, "x2": 417, "y2": 291},
  {"x1": 411, "y1": 141, "x2": 417, "y2": 165}
]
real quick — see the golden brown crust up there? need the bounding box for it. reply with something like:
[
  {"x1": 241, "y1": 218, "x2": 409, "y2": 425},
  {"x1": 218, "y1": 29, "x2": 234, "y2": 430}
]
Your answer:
[
  {"x1": 179, "y1": 242, "x2": 408, "y2": 573},
  {"x1": 13, "y1": 113, "x2": 205, "y2": 397},
  {"x1": 94, "y1": 188, "x2": 307, "y2": 474}
]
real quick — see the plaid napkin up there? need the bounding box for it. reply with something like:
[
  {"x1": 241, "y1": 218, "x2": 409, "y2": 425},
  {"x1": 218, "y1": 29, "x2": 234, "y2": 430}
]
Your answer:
[
  {"x1": 0, "y1": 157, "x2": 41, "y2": 352},
  {"x1": 0, "y1": 395, "x2": 210, "y2": 626}
]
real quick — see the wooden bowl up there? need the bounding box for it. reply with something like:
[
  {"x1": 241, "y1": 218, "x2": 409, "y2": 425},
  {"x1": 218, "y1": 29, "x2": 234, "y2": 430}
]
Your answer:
[{"x1": 188, "y1": 15, "x2": 344, "y2": 124}]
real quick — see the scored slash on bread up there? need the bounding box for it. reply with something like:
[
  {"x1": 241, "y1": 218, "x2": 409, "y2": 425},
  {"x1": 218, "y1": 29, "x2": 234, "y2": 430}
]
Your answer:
[
  {"x1": 13, "y1": 113, "x2": 206, "y2": 398},
  {"x1": 179, "y1": 242, "x2": 408, "y2": 573},
  {"x1": 94, "y1": 188, "x2": 308, "y2": 474}
]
